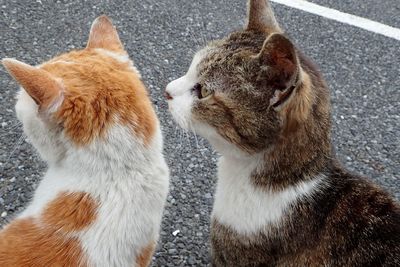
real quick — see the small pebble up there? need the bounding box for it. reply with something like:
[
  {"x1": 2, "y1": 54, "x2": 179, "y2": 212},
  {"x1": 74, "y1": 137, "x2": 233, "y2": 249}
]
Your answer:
[{"x1": 172, "y1": 230, "x2": 180, "y2": 236}]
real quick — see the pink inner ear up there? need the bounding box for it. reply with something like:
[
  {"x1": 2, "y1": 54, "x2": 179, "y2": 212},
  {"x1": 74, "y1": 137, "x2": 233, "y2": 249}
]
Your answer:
[
  {"x1": 2, "y1": 58, "x2": 62, "y2": 108},
  {"x1": 86, "y1": 15, "x2": 124, "y2": 52}
]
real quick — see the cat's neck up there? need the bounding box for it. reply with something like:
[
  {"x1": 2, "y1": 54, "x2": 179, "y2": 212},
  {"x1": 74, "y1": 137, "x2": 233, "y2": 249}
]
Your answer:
[
  {"x1": 257, "y1": 122, "x2": 333, "y2": 190},
  {"x1": 53, "y1": 126, "x2": 165, "y2": 181},
  {"x1": 217, "y1": 121, "x2": 332, "y2": 191}
]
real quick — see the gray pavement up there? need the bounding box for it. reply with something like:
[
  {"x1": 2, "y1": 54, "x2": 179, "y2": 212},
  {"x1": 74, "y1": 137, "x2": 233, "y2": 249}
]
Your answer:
[
  {"x1": 309, "y1": 0, "x2": 400, "y2": 28},
  {"x1": 0, "y1": 0, "x2": 399, "y2": 266}
]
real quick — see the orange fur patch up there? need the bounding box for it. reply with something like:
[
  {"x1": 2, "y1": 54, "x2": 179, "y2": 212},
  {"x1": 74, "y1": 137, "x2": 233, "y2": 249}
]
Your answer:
[
  {"x1": 0, "y1": 191, "x2": 97, "y2": 266},
  {"x1": 41, "y1": 50, "x2": 157, "y2": 146},
  {"x1": 0, "y1": 219, "x2": 87, "y2": 266},
  {"x1": 42, "y1": 191, "x2": 98, "y2": 232},
  {"x1": 136, "y1": 242, "x2": 156, "y2": 267}
]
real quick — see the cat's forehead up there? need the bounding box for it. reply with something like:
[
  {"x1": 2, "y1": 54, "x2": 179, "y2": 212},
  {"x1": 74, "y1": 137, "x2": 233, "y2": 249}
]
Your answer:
[
  {"x1": 208, "y1": 32, "x2": 265, "y2": 56},
  {"x1": 40, "y1": 49, "x2": 133, "y2": 79},
  {"x1": 198, "y1": 31, "x2": 266, "y2": 74},
  {"x1": 44, "y1": 49, "x2": 112, "y2": 66}
]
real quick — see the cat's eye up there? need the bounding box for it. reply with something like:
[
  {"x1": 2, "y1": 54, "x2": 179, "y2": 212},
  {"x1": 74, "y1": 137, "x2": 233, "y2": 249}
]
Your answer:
[
  {"x1": 192, "y1": 83, "x2": 212, "y2": 99},
  {"x1": 200, "y1": 87, "x2": 212, "y2": 99}
]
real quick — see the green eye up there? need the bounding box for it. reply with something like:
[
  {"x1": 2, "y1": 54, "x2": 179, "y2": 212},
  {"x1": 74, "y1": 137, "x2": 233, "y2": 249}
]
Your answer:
[
  {"x1": 192, "y1": 83, "x2": 212, "y2": 99},
  {"x1": 200, "y1": 86, "x2": 212, "y2": 99}
]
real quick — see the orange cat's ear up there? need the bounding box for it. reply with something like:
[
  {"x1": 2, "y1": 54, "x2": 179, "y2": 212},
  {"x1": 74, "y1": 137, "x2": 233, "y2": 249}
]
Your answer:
[
  {"x1": 246, "y1": 0, "x2": 282, "y2": 33},
  {"x1": 86, "y1": 15, "x2": 124, "y2": 52},
  {"x1": 2, "y1": 58, "x2": 63, "y2": 108}
]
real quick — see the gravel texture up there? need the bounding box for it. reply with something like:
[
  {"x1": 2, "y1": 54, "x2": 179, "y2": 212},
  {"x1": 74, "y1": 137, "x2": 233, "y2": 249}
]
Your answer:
[
  {"x1": 0, "y1": 0, "x2": 399, "y2": 266},
  {"x1": 309, "y1": 0, "x2": 400, "y2": 28}
]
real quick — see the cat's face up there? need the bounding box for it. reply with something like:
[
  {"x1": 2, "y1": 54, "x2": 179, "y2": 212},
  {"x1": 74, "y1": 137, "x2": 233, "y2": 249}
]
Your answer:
[
  {"x1": 167, "y1": 0, "x2": 313, "y2": 155},
  {"x1": 3, "y1": 16, "x2": 157, "y2": 163}
]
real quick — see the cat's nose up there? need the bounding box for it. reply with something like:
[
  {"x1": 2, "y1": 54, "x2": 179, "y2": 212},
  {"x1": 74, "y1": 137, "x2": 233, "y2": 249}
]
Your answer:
[{"x1": 164, "y1": 91, "x2": 173, "y2": 100}]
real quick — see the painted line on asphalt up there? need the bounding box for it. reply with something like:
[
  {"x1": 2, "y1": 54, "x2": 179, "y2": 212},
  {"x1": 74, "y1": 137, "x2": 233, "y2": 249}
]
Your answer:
[{"x1": 271, "y1": 0, "x2": 400, "y2": 41}]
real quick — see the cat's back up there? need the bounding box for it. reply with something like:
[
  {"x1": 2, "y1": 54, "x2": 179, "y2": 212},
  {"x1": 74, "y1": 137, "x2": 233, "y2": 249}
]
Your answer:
[
  {"x1": 283, "y1": 166, "x2": 400, "y2": 267},
  {"x1": 0, "y1": 191, "x2": 96, "y2": 266},
  {"x1": 319, "y1": 167, "x2": 400, "y2": 266}
]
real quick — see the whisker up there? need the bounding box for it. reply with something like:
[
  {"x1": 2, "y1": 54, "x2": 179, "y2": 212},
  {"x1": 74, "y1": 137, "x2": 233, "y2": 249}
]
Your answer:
[
  {"x1": 188, "y1": 122, "x2": 200, "y2": 150},
  {"x1": 1, "y1": 133, "x2": 25, "y2": 173},
  {"x1": 187, "y1": 27, "x2": 202, "y2": 48},
  {"x1": 178, "y1": 127, "x2": 184, "y2": 143},
  {"x1": 0, "y1": 122, "x2": 23, "y2": 138},
  {"x1": 183, "y1": 128, "x2": 189, "y2": 144},
  {"x1": 196, "y1": 18, "x2": 209, "y2": 46}
]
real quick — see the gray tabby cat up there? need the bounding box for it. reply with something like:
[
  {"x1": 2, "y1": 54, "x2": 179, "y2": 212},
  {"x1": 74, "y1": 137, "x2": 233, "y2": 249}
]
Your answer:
[{"x1": 166, "y1": 0, "x2": 400, "y2": 266}]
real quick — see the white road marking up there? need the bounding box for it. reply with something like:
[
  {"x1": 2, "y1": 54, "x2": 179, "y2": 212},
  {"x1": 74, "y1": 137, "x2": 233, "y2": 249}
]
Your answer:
[{"x1": 271, "y1": 0, "x2": 400, "y2": 41}]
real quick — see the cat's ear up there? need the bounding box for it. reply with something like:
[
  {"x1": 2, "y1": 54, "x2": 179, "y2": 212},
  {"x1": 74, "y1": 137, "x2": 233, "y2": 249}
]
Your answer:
[
  {"x1": 246, "y1": 0, "x2": 282, "y2": 33},
  {"x1": 2, "y1": 58, "x2": 63, "y2": 108},
  {"x1": 257, "y1": 33, "x2": 299, "y2": 109},
  {"x1": 86, "y1": 15, "x2": 124, "y2": 52}
]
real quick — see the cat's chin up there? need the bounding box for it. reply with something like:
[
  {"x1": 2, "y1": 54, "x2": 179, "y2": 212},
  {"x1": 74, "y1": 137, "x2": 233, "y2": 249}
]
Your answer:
[{"x1": 192, "y1": 121, "x2": 251, "y2": 159}]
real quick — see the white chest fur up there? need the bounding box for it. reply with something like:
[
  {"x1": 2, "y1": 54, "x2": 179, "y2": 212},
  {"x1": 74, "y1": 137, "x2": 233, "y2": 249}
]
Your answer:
[{"x1": 212, "y1": 156, "x2": 322, "y2": 236}]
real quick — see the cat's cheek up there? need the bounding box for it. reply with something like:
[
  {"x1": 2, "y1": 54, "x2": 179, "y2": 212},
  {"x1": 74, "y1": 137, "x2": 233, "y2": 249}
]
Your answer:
[
  {"x1": 193, "y1": 121, "x2": 247, "y2": 156},
  {"x1": 15, "y1": 89, "x2": 38, "y2": 124}
]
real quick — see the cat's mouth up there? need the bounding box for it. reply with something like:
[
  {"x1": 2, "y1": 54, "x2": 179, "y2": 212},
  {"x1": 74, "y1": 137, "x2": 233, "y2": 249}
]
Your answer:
[
  {"x1": 166, "y1": 99, "x2": 193, "y2": 131},
  {"x1": 165, "y1": 77, "x2": 197, "y2": 131}
]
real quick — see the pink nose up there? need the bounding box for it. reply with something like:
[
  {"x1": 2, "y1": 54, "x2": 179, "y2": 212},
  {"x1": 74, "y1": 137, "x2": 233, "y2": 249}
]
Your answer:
[{"x1": 164, "y1": 91, "x2": 173, "y2": 100}]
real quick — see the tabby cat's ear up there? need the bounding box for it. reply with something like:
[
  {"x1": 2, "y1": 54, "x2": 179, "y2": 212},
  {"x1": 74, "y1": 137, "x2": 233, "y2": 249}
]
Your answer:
[
  {"x1": 86, "y1": 15, "x2": 124, "y2": 52},
  {"x1": 257, "y1": 33, "x2": 300, "y2": 109},
  {"x1": 2, "y1": 58, "x2": 63, "y2": 108},
  {"x1": 246, "y1": 0, "x2": 282, "y2": 33}
]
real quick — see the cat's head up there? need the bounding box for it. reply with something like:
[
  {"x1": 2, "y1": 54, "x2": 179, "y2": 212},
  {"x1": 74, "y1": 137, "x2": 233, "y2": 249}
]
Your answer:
[
  {"x1": 166, "y1": 0, "x2": 330, "y2": 157},
  {"x1": 2, "y1": 16, "x2": 158, "y2": 164}
]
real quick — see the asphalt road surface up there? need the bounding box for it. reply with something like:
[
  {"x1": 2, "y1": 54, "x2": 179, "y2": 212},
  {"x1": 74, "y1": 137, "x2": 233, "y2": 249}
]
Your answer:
[{"x1": 0, "y1": 0, "x2": 399, "y2": 266}]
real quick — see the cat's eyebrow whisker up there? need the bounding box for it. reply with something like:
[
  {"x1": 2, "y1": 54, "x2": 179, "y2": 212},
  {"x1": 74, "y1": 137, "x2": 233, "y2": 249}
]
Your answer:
[
  {"x1": 198, "y1": 31, "x2": 207, "y2": 48},
  {"x1": 197, "y1": 20, "x2": 209, "y2": 46},
  {"x1": 187, "y1": 28, "x2": 202, "y2": 48}
]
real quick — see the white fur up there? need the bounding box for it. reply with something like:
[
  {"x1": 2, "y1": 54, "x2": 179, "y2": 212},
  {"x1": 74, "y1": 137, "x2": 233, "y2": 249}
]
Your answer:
[
  {"x1": 15, "y1": 90, "x2": 66, "y2": 164},
  {"x1": 15, "y1": 87, "x2": 169, "y2": 267},
  {"x1": 213, "y1": 155, "x2": 323, "y2": 235}
]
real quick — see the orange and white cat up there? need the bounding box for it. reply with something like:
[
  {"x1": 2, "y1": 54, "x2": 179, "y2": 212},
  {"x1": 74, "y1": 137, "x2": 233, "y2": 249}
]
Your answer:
[{"x1": 0, "y1": 15, "x2": 169, "y2": 267}]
